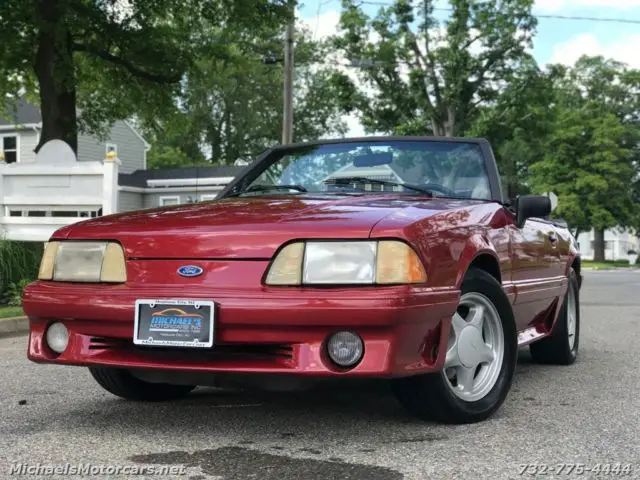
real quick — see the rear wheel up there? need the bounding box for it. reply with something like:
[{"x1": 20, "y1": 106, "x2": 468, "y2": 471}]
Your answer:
[
  {"x1": 89, "y1": 367, "x2": 195, "y2": 401},
  {"x1": 392, "y1": 268, "x2": 517, "y2": 424},
  {"x1": 529, "y1": 269, "x2": 580, "y2": 365}
]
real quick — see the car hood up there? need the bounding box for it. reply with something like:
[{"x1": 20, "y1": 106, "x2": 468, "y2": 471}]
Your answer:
[{"x1": 54, "y1": 195, "x2": 468, "y2": 259}]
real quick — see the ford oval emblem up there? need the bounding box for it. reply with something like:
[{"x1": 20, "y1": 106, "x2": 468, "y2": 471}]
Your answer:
[{"x1": 177, "y1": 265, "x2": 204, "y2": 277}]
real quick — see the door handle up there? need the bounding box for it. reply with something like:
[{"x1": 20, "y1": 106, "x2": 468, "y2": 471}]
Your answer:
[{"x1": 547, "y1": 232, "x2": 558, "y2": 246}]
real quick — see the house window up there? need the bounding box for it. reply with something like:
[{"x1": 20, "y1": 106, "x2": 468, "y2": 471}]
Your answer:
[
  {"x1": 7, "y1": 208, "x2": 102, "y2": 218},
  {"x1": 106, "y1": 143, "x2": 118, "y2": 157},
  {"x1": 159, "y1": 196, "x2": 180, "y2": 206},
  {"x1": 27, "y1": 211, "x2": 47, "y2": 217},
  {"x1": 199, "y1": 194, "x2": 217, "y2": 202},
  {"x1": 1, "y1": 135, "x2": 18, "y2": 163}
]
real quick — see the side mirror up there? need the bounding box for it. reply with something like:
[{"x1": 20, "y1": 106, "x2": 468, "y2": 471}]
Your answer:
[{"x1": 515, "y1": 195, "x2": 552, "y2": 228}]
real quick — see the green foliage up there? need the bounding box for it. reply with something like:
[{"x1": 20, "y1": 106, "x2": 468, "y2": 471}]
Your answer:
[
  {"x1": 331, "y1": 0, "x2": 537, "y2": 136},
  {"x1": 469, "y1": 60, "x2": 555, "y2": 199},
  {"x1": 0, "y1": 241, "x2": 42, "y2": 289},
  {"x1": 7, "y1": 280, "x2": 30, "y2": 307},
  {"x1": 0, "y1": 240, "x2": 41, "y2": 306},
  {"x1": 147, "y1": 146, "x2": 208, "y2": 170},
  {"x1": 143, "y1": 23, "x2": 347, "y2": 166},
  {"x1": 0, "y1": 306, "x2": 25, "y2": 319},
  {"x1": 530, "y1": 107, "x2": 634, "y2": 233},
  {"x1": 0, "y1": 0, "x2": 290, "y2": 150},
  {"x1": 582, "y1": 260, "x2": 636, "y2": 270},
  {"x1": 528, "y1": 56, "x2": 640, "y2": 242}
]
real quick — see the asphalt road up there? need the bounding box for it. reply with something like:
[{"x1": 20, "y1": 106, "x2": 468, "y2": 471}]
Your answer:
[{"x1": 1, "y1": 270, "x2": 639, "y2": 480}]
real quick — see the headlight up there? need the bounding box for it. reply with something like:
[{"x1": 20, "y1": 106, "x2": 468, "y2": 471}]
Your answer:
[
  {"x1": 304, "y1": 241, "x2": 376, "y2": 284},
  {"x1": 38, "y1": 241, "x2": 127, "y2": 283},
  {"x1": 265, "y1": 240, "x2": 427, "y2": 286}
]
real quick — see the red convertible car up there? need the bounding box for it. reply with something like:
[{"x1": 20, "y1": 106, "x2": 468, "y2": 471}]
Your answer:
[{"x1": 24, "y1": 137, "x2": 581, "y2": 424}]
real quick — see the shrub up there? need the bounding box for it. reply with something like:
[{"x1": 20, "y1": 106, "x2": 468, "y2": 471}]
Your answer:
[
  {"x1": 0, "y1": 240, "x2": 42, "y2": 304},
  {"x1": 7, "y1": 279, "x2": 30, "y2": 306}
]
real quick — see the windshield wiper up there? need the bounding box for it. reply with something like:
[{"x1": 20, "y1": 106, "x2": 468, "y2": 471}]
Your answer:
[
  {"x1": 324, "y1": 177, "x2": 433, "y2": 196},
  {"x1": 227, "y1": 184, "x2": 307, "y2": 197}
]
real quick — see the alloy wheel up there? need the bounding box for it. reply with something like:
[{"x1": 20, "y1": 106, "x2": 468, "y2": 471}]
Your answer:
[{"x1": 442, "y1": 292, "x2": 505, "y2": 402}]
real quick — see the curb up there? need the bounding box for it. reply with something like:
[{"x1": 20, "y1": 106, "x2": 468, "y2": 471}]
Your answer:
[
  {"x1": 0, "y1": 316, "x2": 28, "y2": 337},
  {"x1": 582, "y1": 268, "x2": 640, "y2": 272}
]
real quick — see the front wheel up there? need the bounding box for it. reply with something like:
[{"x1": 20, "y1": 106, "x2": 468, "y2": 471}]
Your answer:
[
  {"x1": 392, "y1": 268, "x2": 518, "y2": 424},
  {"x1": 89, "y1": 367, "x2": 195, "y2": 401}
]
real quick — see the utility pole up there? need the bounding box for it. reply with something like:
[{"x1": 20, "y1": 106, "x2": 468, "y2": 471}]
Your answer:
[{"x1": 282, "y1": 5, "x2": 294, "y2": 145}]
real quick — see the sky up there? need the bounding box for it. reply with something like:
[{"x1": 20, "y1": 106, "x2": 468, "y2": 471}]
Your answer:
[{"x1": 297, "y1": 0, "x2": 640, "y2": 136}]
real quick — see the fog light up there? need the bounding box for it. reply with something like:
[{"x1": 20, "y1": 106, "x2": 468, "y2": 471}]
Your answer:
[
  {"x1": 46, "y1": 322, "x2": 68, "y2": 354},
  {"x1": 327, "y1": 331, "x2": 364, "y2": 368}
]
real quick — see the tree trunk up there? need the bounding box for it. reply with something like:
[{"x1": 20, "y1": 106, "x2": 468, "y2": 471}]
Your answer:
[
  {"x1": 223, "y1": 106, "x2": 233, "y2": 164},
  {"x1": 208, "y1": 114, "x2": 224, "y2": 163},
  {"x1": 593, "y1": 228, "x2": 606, "y2": 262},
  {"x1": 33, "y1": 0, "x2": 78, "y2": 154},
  {"x1": 445, "y1": 105, "x2": 456, "y2": 137},
  {"x1": 430, "y1": 118, "x2": 444, "y2": 136},
  {"x1": 507, "y1": 182, "x2": 518, "y2": 201}
]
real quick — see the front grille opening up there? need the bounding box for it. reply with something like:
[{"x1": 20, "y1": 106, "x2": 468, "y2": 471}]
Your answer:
[{"x1": 89, "y1": 337, "x2": 294, "y2": 361}]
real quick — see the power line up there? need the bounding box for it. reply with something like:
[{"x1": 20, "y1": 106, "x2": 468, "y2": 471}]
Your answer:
[
  {"x1": 357, "y1": 1, "x2": 640, "y2": 25},
  {"x1": 533, "y1": 13, "x2": 640, "y2": 24}
]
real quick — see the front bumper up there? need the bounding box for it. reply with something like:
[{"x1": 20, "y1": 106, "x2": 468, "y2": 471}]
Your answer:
[{"x1": 24, "y1": 268, "x2": 459, "y2": 378}]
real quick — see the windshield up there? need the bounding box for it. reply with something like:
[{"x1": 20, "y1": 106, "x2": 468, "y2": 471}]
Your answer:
[{"x1": 240, "y1": 141, "x2": 492, "y2": 200}]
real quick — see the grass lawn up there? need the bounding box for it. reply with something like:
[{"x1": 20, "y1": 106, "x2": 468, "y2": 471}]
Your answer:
[
  {"x1": 582, "y1": 260, "x2": 637, "y2": 270},
  {"x1": 0, "y1": 306, "x2": 24, "y2": 318}
]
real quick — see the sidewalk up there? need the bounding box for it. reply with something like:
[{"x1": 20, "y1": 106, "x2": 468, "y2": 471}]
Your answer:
[{"x1": 0, "y1": 316, "x2": 28, "y2": 337}]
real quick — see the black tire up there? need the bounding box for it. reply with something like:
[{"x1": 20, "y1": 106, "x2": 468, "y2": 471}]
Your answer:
[
  {"x1": 529, "y1": 269, "x2": 580, "y2": 365},
  {"x1": 89, "y1": 367, "x2": 195, "y2": 401},
  {"x1": 391, "y1": 268, "x2": 518, "y2": 424}
]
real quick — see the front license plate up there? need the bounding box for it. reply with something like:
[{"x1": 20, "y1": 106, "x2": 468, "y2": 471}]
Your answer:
[{"x1": 133, "y1": 299, "x2": 214, "y2": 348}]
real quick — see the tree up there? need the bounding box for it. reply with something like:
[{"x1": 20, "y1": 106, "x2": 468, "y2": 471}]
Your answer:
[
  {"x1": 528, "y1": 57, "x2": 640, "y2": 261},
  {"x1": 143, "y1": 23, "x2": 347, "y2": 167},
  {"x1": 530, "y1": 105, "x2": 634, "y2": 254},
  {"x1": 527, "y1": 56, "x2": 640, "y2": 261},
  {"x1": 330, "y1": 0, "x2": 537, "y2": 137},
  {"x1": 469, "y1": 59, "x2": 555, "y2": 199},
  {"x1": 0, "y1": 0, "x2": 288, "y2": 154}
]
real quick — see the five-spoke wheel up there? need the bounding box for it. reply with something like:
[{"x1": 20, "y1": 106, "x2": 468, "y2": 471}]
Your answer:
[
  {"x1": 443, "y1": 292, "x2": 504, "y2": 402},
  {"x1": 392, "y1": 268, "x2": 518, "y2": 424}
]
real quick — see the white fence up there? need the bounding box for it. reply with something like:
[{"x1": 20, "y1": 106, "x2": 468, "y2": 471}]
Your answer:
[{"x1": 0, "y1": 140, "x2": 119, "y2": 242}]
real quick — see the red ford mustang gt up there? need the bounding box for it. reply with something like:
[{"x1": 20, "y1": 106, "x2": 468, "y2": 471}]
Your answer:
[{"x1": 24, "y1": 137, "x2": 581, "y2": 424}]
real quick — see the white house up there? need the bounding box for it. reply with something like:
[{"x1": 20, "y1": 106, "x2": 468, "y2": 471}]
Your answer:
[
  {"x1": 576, "y1": 229, "x2": 639, "y2": 262},
  {"x1": 0, "y1": 101, "x2": 242, "y2": 242},
  {"x1": 0, "y1": 99, "x2": 150, "y2": 174}
]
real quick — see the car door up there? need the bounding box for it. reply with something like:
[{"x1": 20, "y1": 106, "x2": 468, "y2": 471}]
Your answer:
[
  {"x1": 544, "y1": 223, "x2": 573, "y2": 279},
  {"x1": 508, "y1": 216, "x2": 565, "y2": 329}
]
